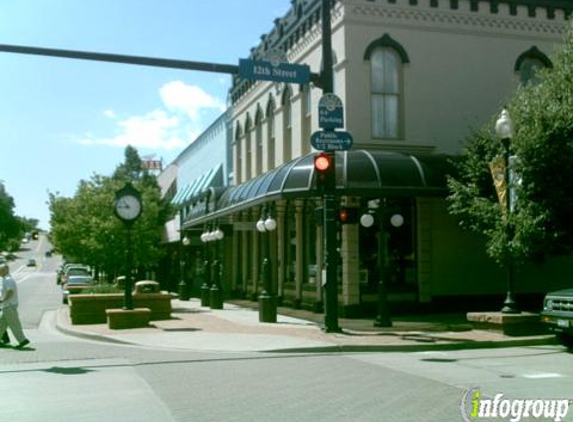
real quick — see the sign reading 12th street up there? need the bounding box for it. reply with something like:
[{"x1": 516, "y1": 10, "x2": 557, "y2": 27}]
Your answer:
[{"x1": 239, "y1": 59, "x2": 310, "y2": 84}]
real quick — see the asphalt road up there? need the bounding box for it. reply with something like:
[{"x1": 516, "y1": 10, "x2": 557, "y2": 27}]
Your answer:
[{"x1": 1, "y1": 236, "x2": 572, "y2": 422}]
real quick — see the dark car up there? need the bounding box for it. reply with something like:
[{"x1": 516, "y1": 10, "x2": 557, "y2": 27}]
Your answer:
[
  {"x1": 62, "y1": 275, "x2": 95, "y2": 304},
  {"x1": 27, "y1": 258, "x2": 36, "y2": 267},
  {"x1": 540, "y1": 288, "x2": 573, "y2": 348}
]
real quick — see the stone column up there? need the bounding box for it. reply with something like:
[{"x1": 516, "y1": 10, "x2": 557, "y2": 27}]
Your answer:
[
  {"x1": 294, "y1": 200, "x2": 304, "y2": 307},
  {"x1": 341, "y1": 197, "x2": 361, "y2": 316},
  {"x1": 276, "y1": 201, "x2": 286, "y2": 300}
]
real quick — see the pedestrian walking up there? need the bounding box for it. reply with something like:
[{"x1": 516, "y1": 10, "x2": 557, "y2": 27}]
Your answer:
[{"x1": 0, "y1": 263, "x2": 30, "y2": 349}]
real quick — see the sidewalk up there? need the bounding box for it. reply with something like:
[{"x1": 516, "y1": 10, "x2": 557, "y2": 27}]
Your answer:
[{"x1": 53, "y1": 298, "x2": 556, "y2": 353}]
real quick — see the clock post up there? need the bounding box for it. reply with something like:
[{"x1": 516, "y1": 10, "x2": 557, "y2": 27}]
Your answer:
[{"x1": 114, "y1": 182, "x2": 143, "y2": 310}]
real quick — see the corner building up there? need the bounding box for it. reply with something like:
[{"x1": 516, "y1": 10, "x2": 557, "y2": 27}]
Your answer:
[{"x1": 183, "y1": 0, "x2": 573, "y2": 316}]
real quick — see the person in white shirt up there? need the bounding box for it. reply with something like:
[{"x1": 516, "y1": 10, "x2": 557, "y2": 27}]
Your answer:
[{"x1": 0, "y1": 263, "x2": 30, "y2": 349}]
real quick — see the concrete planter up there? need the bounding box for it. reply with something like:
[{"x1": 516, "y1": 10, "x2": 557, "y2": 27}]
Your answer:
[
  {"x1": 69, "y1": 293, "x2": 172, "y2": 325},
  {"x1": 106, "y1": 308, "x2": 151, "y2": 329}
]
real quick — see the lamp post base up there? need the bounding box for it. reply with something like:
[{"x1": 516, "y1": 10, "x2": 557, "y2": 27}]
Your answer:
[
  {"x1": 258, "y1": 291, "x2": 277, "y2": 323},
  {"x1": 210, "y1": 285, "x2": 223, "y2": 310},
  {"x1": 178, "y1": 280, "x2": 189, "y2": 301},
  {"x1": 501, "y1": 294, "x2": 520, "y2": 314},
  {"x1": 200, "y1": 283, "x2": 210, "y2": 307}
]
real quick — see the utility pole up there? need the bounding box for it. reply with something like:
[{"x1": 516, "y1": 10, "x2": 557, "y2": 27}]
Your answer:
[{"x1": 320, "y1": 0, "x2": 340, "y2": 333}]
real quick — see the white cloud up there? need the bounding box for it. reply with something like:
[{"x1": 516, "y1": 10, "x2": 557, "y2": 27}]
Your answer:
[
  {"x1": 78, "y1": 109, "x2": 187, "y2": 150},
  {"x1": 77, "y1": 81, "x2": 225, "y2": 151},
  {"x1": 160, "y1": 80, "x2": 226, "y2": 119}
]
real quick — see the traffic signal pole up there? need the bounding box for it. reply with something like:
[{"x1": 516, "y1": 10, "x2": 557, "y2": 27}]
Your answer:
[{"x1": 320, "y1": 0, "x2": 340, "y2": 333}]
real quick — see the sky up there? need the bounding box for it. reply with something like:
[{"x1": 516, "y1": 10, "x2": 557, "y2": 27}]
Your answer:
[{"x1": 0, "y1": 0, "x2": 292, "y2": 230}]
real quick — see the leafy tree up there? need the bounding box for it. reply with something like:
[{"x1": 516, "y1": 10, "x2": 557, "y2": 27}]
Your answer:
[
  {"x1": 0, "y1": 182, "x2": 20, "y2": 250},
  {"x1": 49, "y1": 146, "x2": 169, "y2": 280},
  {"x1": 448, "y1": 25, "x2": 573, "y2": 266}
]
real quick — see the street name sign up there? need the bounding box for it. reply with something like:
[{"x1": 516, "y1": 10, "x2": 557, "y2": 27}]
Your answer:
[
  {"x1": 318, "y1": 93, "x2": 344, "y2": 129},
  {"x1": 238, "y1": 59, "x2": 310, "y2": 84},
  {"x1": 311, "y1": 130, "x2": 353, "y2": 151}
]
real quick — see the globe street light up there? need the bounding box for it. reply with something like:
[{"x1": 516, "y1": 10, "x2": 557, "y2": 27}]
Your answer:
[
  {"x1": 178, "y1": 231, "x2": 191, "y2": 301},
  {"x1": 360, "y1": 202, "x2": 404, "y2": 327},
  {"x1": 495, "y1": 108, "x2": 519, "y2": 314},
  {"x1": 200, "y1": 225, "x2": 212, "y2": 307}
]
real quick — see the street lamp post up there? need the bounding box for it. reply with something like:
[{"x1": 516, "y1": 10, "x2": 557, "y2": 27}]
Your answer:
[
  {"x1": 178, "y1": 232, "x2": 190, "y2": 301},
  {"x1": 209, "y1": 226, "x2": 225, "y2": 310},
  {"x1": 360, "y1": 201, "x2": 404, "y2": 327},
  {"x1": 495, "y1": 108, "x2": 520, "y2": 314},
  {"x1": 256, "y1": 207, "x2": 278, "y2": 323},
  {"x1": 200, "y1": 226, "x2": 211, "y2": 307}
]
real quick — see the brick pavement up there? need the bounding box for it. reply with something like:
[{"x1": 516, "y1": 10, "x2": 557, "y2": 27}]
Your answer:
[{"x1": 53, "y1": 298, "x2": 557, "y2": 352}]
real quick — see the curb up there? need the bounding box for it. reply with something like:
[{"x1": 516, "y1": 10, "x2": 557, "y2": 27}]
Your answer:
[
  {"x1": 52, "y1": 308, "x2": 558, "y2": 353},
  {"x1": 54, "y1": 308, "x2": 136, "y2": 346},
  {"x1": 268, "y1": 336, "x2": 558, "y2": 353}
]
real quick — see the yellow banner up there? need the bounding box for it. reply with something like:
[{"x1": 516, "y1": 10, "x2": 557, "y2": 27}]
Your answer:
[{"x1": 489, "y1": 157, "x2": 507, "y2": 215}]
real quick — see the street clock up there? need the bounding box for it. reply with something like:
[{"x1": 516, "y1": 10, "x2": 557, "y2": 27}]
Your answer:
[{"x1": 114, "y1": 183, "x2": 142, "y2": 223}]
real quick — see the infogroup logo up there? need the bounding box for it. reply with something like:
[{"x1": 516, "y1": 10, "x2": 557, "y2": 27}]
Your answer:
[{"x1": 460, "y1": 387, "x2": 571, "y2": 422}]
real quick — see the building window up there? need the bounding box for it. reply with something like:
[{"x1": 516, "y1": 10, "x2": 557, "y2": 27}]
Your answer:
[
  {"x1": 255, "y1": 106, "x2": 263, "y2": 176},
  {"x1": 234, "y1": 122, "x2": 243, "y2": 184},
  {"x1": 370, "y1": 48, "x2": 401, "y2": 139},
  {"x1": 245, "y1": 114, "x2": 252, "y2": 180},
  {"x1": 266, "y1": 95, "x2": 276, "y2": 171},
  {"x1": 301, "y1": 84, "x2": 311, "y2": 155},
  {"x1": 364, "y1": 34, "x2": 409, "y2": 140},
  {"x1": 515, "y1": 46, "x2": 552, "y2": 85},
  {"x1": 282, "y1": 86, "x2": 292, "y2": 162}
]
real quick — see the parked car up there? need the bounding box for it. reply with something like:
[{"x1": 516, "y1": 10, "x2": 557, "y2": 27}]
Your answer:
[
  {"x1": 59, "y1": 264, "x2": 90, "y2": 285},
  {"x1": 540, "y1": 288, "x2": 573, "y2": 348},
  {"x1": 3, "y1": 252, "x2": 17, "y2": 260},
  {"x1": 27, "y1": 258, "x2": 36, "y2": 267},
  {"x1": 62, "y1": 275, "x2": 95, "y2": 304}
]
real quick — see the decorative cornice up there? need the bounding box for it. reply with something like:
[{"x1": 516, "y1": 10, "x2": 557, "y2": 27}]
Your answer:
[{"x1": 349, "y1": 4, "x2": 567, "y2": 37}]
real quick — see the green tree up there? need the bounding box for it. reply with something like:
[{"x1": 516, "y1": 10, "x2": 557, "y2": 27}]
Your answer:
[
  {"x1": 49, "y1": 146, "x2": 169, "y2": 280},
  {"x1": 448, "y1": 25, "x2": 573, "y2": 266},
  {"x1": 0, "y1": 182, "x2": 20, "y2": 250}
]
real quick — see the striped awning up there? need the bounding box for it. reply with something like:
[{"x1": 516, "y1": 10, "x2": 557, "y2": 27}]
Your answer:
[{"x1": 171, "y1": 164, "x2": 223, "y2": 207}]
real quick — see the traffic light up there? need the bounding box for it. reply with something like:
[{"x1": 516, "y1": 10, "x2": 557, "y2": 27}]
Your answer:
[
  {"x1": 313, "y1": 152, "x2": 334, "y2": 193},
  {"x1": 338, "y1": 207, "x2": 359, "y2": 224}
]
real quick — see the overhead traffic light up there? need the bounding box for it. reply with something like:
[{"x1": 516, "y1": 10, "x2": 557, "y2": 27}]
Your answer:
[{"x1": 313, "y1": 152, "x2": 334, "y2": 193}]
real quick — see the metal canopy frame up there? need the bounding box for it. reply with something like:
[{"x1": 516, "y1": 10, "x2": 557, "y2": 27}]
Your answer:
[{"x1": 182, "y1": 149, "x2": 456, "y2": 228}]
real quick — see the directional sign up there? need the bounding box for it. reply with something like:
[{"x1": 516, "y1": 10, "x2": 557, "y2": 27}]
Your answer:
[
  {"x1": 318, "y1": 93, "x2": 344, "y2": 129},
  {"x1": 239, "y1": 59, "x2": 310, "y2": 84},
  {"x1": 311, "y1": 130, "x2": 353, "y2": 151}
]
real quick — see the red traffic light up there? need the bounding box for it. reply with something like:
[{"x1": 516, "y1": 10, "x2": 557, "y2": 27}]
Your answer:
[
  {"x1": 314, "y1": 152, "x2": 333, "y2": 173},
  {"x1": 338, "y1": 207, "x2": 358, "y2": 224}
]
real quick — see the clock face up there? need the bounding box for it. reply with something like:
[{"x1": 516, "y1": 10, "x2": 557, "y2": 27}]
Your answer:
[{"x1": 115, "y1": 194, "x2": 142, "y2": 221}]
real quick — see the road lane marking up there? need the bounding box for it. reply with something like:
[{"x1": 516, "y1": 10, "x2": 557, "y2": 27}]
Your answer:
[{"x1": 522, "y1": 372, "x2": 563, "y2": 379}]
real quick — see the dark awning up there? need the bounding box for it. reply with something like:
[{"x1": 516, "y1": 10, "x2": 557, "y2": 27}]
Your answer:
[{"x1": 183, "y1": 149, "x2": 455, "y2": 228}]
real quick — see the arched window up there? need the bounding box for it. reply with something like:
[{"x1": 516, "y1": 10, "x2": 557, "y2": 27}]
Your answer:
[
  {"x1": 266, "y1": 95, "x2": 276, "y2": 171},
  {"x1": 282, "y1": 86, "x2": 292, "y2": 162},
  {"x1": 234, "y1": 121, "x2": 243, "y2": 184},
  {"x1": 515, "y1": 46, "x2": 552, "y2": 85},
  {"x1": 301, "y1": 84, "x2": 312, "y2": 155},
  {"x1": 255, "y1": 105, "x2": 264, "y2": 176},
  {"x1": 244, "y1": 114, "x2": 253, "y2": 180},
  {"x1": 364, "y1": 34, "x2": 409, "y2": 140}
]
